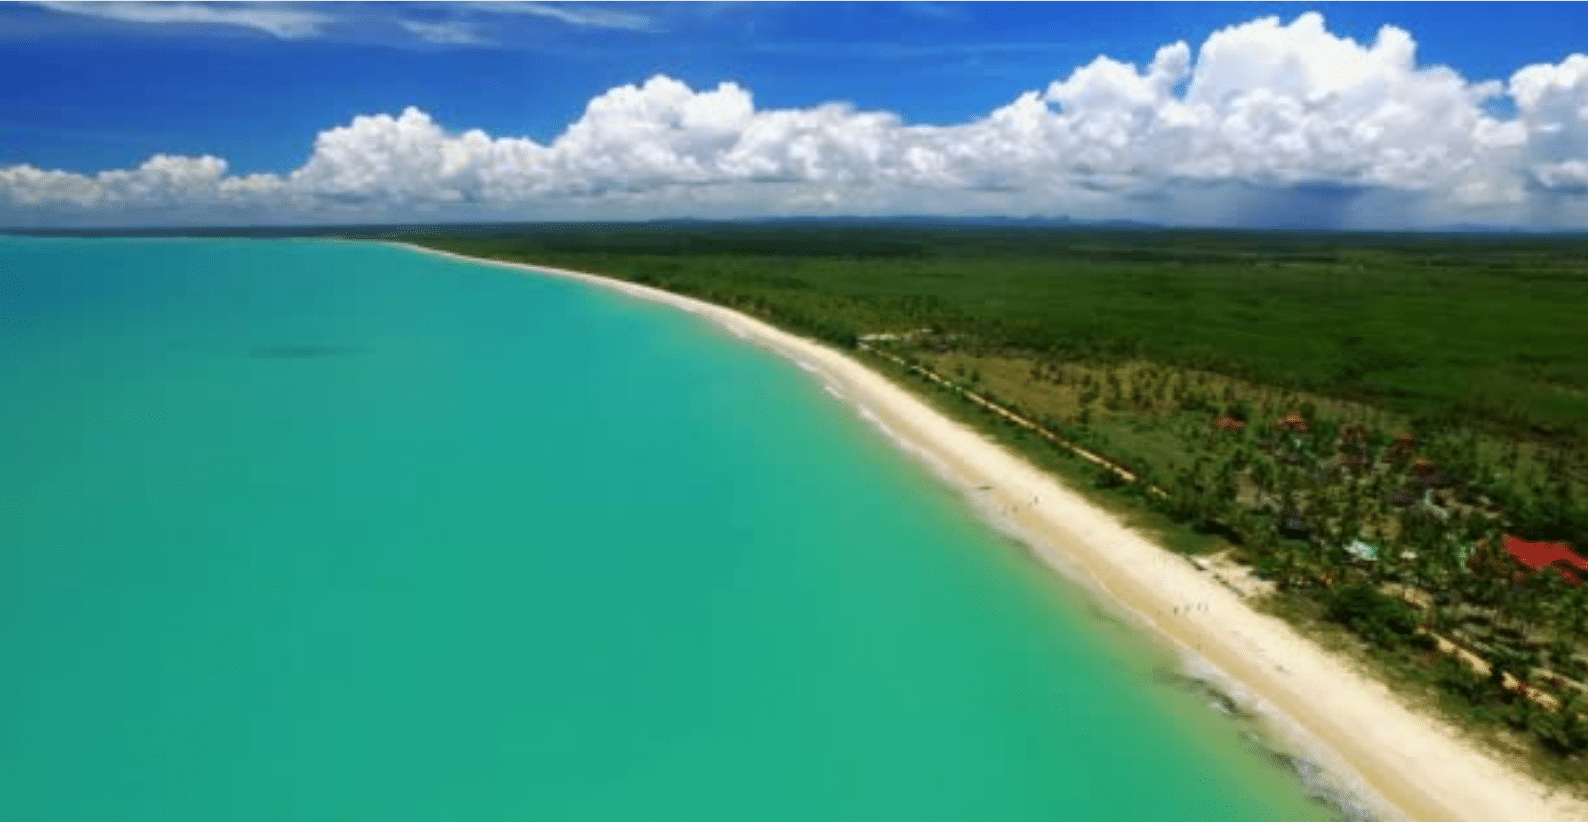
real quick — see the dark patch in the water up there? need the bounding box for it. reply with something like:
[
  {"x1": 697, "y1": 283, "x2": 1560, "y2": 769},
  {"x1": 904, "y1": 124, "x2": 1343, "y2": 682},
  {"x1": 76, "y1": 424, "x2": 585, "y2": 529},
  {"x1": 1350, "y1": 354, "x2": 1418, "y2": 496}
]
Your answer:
[
  {"x1": 251, "y1": 344, "x2": 364, "y2": 360},
  {"x1": 1150, "y1": 668, "x2": 1382, "y2": 822},
  {"x1": 1159, "y1": 672, "x2": 1256, "y2": 719},
  {"x1": 1241, "y1": 730, "x2": 1382, "y2": 822},
  {"x1": 1085, "y1": 601, "x2": 1131, "y2": 630}
]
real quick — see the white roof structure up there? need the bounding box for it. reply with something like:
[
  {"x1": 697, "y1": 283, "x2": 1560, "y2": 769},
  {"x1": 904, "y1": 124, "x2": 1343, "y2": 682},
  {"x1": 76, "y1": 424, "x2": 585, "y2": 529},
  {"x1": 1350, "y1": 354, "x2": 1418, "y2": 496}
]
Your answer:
[{"x1": 1345, "y1": 540, "x2": 1381, "y2": 562}]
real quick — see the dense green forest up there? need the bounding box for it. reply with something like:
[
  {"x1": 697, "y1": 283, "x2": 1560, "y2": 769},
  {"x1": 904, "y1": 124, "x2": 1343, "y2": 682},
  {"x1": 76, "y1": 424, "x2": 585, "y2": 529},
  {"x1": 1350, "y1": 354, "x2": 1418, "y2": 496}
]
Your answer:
[{"x1": 377, "y1": 222, "x2": 1588, "y2": 441}]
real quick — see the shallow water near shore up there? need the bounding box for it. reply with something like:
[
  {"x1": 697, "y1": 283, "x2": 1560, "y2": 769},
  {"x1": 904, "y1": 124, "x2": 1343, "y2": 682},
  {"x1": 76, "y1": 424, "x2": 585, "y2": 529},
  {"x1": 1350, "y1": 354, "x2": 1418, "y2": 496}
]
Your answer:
[{"x1": 2, "y1": 236, "x2": 1353, "y2": 822}]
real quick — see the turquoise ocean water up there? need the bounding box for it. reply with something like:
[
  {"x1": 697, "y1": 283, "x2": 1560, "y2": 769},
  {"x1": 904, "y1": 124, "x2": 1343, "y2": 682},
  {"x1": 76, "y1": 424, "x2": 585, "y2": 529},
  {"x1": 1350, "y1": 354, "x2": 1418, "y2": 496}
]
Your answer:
[{"x1": 1, "y1": 237, "x2": 1354, "y2": 821}]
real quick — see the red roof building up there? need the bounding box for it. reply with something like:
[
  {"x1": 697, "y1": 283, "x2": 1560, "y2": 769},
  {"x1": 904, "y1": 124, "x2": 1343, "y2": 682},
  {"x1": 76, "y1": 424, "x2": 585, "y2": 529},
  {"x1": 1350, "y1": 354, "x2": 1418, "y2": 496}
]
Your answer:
[
  {"x1": 1276, "y1": 413, "x2": 1310, "y2": 434},
  {"x1": 1504, "y1": 535, "x2": 1588, "y2": 586}
]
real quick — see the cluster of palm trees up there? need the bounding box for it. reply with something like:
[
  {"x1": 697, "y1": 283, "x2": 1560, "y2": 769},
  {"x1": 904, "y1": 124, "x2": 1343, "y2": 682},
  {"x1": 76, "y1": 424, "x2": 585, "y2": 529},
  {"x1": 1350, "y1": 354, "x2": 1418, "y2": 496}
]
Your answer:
[
  {"x1": 910, "y1": 350, "x2": 1588, "y2": 754},
  {"x1": 1142, "y1": 391, "x2": 1588, "y2": 753}
]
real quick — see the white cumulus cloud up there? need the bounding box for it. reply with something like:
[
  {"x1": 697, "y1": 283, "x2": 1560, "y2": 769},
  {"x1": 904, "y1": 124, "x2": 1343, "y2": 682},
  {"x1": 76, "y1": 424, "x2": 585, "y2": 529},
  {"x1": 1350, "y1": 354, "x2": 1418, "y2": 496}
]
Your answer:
[
  {"x1": 5, "y1": 12, "x2": 1588, "y2": 228},
  {"x1": 1509, "y1": 53, "x2": 1588, "y2": 193}
]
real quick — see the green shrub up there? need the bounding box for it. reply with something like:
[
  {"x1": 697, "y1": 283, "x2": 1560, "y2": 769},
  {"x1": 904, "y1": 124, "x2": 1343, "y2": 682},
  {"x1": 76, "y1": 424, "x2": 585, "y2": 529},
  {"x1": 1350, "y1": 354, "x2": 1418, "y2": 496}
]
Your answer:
[
  {"x1": 1536, "y1": 693, "x2": 1588, "y2": 757},
  {"x1": 1434, "y1": 655, "x2": 1496, "y2": 704},
  {"x1": 1092, "y1": 466, "x2": 1125, "y2": 489},
  {"x1": 1323, "y1": 582, "x2": 1426, "y2": 650}
]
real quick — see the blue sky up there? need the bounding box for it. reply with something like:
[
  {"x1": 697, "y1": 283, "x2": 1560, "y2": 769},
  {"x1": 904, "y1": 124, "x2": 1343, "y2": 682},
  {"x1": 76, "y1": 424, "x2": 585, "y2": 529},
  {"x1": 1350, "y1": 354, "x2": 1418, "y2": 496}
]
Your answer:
[{"x1": 4, "y1": 2, "x2": 1588, "y2": 228}]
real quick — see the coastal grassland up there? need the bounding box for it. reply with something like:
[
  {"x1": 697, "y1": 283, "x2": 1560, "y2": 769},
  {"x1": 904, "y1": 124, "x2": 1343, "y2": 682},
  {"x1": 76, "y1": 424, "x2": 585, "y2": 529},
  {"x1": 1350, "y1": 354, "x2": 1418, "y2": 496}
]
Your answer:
[
  {"x1": 390, "y1": 222, "x2": 1588, "y2": 783},
  {"x1": 906, "y1": 350, "x2": 1584, "y2": 509},
  {"x1": 855, "y1": 345, "x2": 1235, "y2": 558}
]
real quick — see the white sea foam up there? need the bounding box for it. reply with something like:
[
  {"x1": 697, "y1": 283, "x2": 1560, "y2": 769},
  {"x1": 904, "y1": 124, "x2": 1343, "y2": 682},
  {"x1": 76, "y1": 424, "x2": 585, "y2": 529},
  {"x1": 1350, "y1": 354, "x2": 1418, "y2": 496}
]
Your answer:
[
  {"x1": 1172, "y1": 651, "x2": 1403, "y2": 822},
  {"x1": 853, "y1": 405, "x2": 959, "y2": 485}
]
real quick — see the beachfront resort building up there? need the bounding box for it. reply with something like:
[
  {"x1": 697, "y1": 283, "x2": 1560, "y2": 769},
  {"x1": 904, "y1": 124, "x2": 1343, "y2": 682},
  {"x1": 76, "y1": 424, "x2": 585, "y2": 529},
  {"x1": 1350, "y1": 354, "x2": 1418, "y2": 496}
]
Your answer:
[{"x1": 1504, "y1": 535, "x2": 1588, "y2": 586}]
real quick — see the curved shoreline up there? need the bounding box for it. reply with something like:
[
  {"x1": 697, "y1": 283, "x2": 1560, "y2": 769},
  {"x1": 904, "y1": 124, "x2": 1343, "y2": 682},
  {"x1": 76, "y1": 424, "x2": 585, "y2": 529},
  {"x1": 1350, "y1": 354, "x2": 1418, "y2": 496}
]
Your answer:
[{"x1": 394, "y1": 242, "x2": 1588, "y2": 822}]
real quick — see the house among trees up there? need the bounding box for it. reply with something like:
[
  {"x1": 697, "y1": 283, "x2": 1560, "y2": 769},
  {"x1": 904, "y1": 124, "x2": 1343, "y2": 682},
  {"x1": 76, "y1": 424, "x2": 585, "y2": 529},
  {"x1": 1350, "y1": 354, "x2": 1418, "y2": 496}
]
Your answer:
[
  {"x1": 1338, "y1": 424, "x2": 1372, "y2": 470},
  {"x1": 1344, "y1": 540, "x2": 1428, "y2": 566},
  {"x1": 1504, "y1": 535, "x2": 1588, "y2": 586},
  {"x1": 1214, "y1": 415, "x2": 1247, "y2": 432},
  {"x1": 1345, "y1": 539, "x2": 1382, "y2": 563},
  {"x1": 1276, "y1": 412, "x2": 1310, "y2": 434},
  {"x1": 1411, "y1": 458, "x2": 1448, "y2": 488}
]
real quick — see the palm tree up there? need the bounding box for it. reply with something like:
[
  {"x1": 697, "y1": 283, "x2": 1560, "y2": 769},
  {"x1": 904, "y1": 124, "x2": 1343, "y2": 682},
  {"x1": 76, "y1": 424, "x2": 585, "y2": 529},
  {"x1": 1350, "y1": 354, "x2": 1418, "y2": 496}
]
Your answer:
[
  {"x1": 1539, "y1": 690, "x2": 1588, "y2": 756},
  {"x1": 1214, "y1": 458, "x2": 1240, "y2": 511},
  {"x1": 1342, "y1": 494, "x2": 1366, "y2": 544},
  {"x1": 1272, "y1": 536, "x2": 1308, "y2": 590},
  {"x1": 1310, "y1": 488, "x2": 1344, "y2": 572},
  {"x1": 1559, "y1": 584, "x2": 1588, "y2": 655},
  {"x1": 1424, "y1": 517, "x2": 1468, "y2": 595},
  {"x1": 1516, "y1": 570, "x2": 1566, "y2": 649},
  {"x1": 1381, "y1": 510, "x2": 1416, "y2": 586},
  {"x1": 1251, "y1": 459, "x2": 1275, "y2": 509}
]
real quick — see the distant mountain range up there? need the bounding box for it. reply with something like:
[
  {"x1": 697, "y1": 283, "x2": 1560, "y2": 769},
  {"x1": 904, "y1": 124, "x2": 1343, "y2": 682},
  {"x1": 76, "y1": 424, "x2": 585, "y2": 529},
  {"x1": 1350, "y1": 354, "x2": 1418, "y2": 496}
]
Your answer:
[
  {"x1": 656, "y1": 215, "x2": 1547, "y2": 234},
  {"x1": 724, "y1": 215, "x2": 1163, "y2": 229},
  {"x1": 6, "y1": 215, "x2": 1577, "y2": 238}
]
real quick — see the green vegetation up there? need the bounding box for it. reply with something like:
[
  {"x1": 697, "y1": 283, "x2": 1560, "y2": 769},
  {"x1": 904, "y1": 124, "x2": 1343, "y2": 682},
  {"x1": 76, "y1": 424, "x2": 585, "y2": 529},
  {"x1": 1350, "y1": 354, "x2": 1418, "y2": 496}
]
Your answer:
[
  {"x1": 384, "y1": 222, "x2": 1588, "y2": 439},
  {"x1": 1258, "y1": 591, "x2": 1588, "y2": 793},
  {"x1": 381, "y1": 220, "x2": 1588, "y2": 780},
  {"x1": 1321, "y1": 583, "x2": 1435, "y2": 652}
]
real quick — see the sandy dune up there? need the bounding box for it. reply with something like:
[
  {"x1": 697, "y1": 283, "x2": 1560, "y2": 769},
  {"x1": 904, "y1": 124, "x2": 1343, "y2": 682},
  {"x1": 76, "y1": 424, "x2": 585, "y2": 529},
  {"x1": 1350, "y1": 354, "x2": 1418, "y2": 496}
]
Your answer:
[{"x1": 399, "y1": 243, "x2": 1588, "y2": 822}]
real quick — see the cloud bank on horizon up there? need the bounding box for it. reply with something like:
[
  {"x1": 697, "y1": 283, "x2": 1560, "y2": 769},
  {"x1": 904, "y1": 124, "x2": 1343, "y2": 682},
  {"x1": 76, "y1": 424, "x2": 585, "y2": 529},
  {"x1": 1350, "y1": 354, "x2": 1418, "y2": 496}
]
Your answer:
[{"x1": 6, "y1": 11, "x2": 1588, "y2": 229}]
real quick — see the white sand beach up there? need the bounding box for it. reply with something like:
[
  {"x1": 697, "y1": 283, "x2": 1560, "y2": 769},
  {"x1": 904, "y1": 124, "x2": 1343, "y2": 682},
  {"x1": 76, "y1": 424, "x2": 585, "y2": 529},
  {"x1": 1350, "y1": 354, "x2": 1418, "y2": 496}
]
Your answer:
[{"x1": 399, "y1": 243, "x2": 1588, "y2": 822}]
